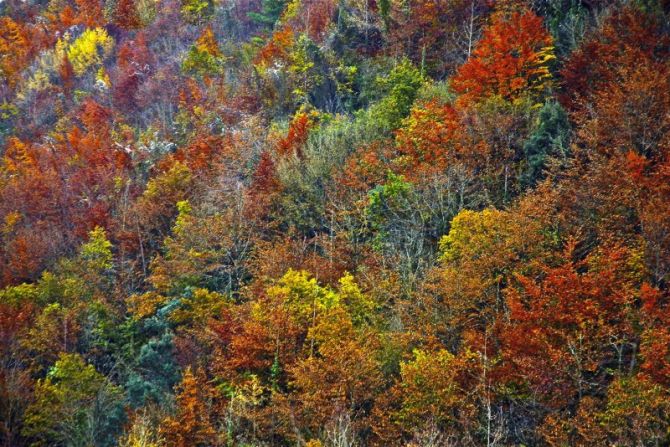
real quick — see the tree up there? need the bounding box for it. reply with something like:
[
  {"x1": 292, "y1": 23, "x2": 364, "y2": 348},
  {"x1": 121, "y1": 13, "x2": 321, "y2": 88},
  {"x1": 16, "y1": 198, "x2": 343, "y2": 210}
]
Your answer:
[
  {"x1": 2, "y1": 0, "x2": 670, "y2": 444},
  {"x1": 386, "y1": 0, "x2": 489, "y2": 78},
  {"x1": 521, "y1": 100, "x2": 571, "y2": 187},
  {"x1": 598, "y1": 375, "x2": 670, "y2": 446},
  {"x1": 115, "y1": 0, "x2": 142, "y2": 29},
  {"x1": 559, "y1": 6, "x2": 669, "y2": 112},
  {"x1": 75, "y1": 0, "x2": 105, "y2": 27},
  {"x1": 17, "y1": 227, "x2": 115, "y2": 373},
  {"x1": 639, "y1": 284, "x2": 670, "y2": 388},
  {"x1": 22, "y1": 353, "x2": 125, "y2": 447},
  {"x1": 573, "y1": 58, "x2": 670, "y2": 160},
  {"x1": 244, "y1": 150, "x2": 282, "y2": 226},
  {"x1": 276, "y1": 111, "x2": 315, "y2": 158},
  {"x1": 182, "y1": 27, "x2": 226, "y2": 79},
  {"x1": 394, "y1": 99, "x2": 461, "y2": 179},
  {"x1": 160, "y1": 367, "x2": 216, "y2": 447},
  {"x1": 67, "y1": 28, "x2": 115, "y2": 76},
  {"x1": 80, "y1": 227, "x2": 114, "y2": 275},
  {"x1": 0, "y1": 17, "x2": 32, "y2": 88},
  {"x1": 248, "y1": 0, "x2": 289, "y2": 28},
  {"x1": 118, "y1": 410, "x2": 165, "y2": 447},
  {"x1": 365, "y1": 172, "x2": 413, "y2": 252},
  {"x1": 222, "y1": 269, "x2": 374, "y2": 386},
  {"x1": 21, "y1": 302, "x2": 82, "y2": 373},
  {"x1": 369, "y1": 59, "x2": 425, "y2": 130},
  {"x1": 456, "y1": 94, "x2": 539, "y2": 205},
  {"x1": 433, "y1": 204, "x2": 551, "y2": 341},
  {"x1": 0, "y1": 299, "x2": 35, "y2": 447},
  {"x1": 133, "y1": 162, "x2": 194, "y2": 261},
  {"x1": 181, "y1": 0, "x2": 214, "y2": 24},
  {"x1": 113, "y1": 33, "x2": 153, "y2": 113},
  {"x1": 540, "y1": 373, "x2": 670, "y2": 446},
  {"x1": 451, "y1": 10, "x2": 554, "y2": 105},
  {"x1": 500, "y1": 244, "x2": 639, "y2": 409},
  {"x1": 284, "y1": 307, "x2": 382, "y2": 441},
  {"x1": 59, "y1": 53, "x2": 75, "y2": 96},
  {"x1": 389, "y1": 348, "x2": 479, "y2": 443},
  {"x1": 125, "y1": 328, "x2": 181, "y2": 408},
  {"x1": 148, "y1": 198, "x2": 252, "y2": 295}
]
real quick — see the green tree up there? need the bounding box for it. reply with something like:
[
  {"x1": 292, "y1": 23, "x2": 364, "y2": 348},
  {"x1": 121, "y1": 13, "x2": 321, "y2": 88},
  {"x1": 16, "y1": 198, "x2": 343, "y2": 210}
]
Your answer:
[
  {"x1": 599, "y1": 375, "x2": 670, "y2": 445},
  {"x1": 522, "y1": 100, "x2": 571, "y2": 187},
  {"x1": 370, "y1": 59, "x2": 425, "y2": 130},
  {"x1": 124, "y1": 313, "x2": 180, "y2": 408},
  {"x1": 23, "y1": 353, "x2": 125, "y2": 447},
  {"x1": 248, "y1": 0, "x2": 289, "y2": 28},
  {"x1": 19, "y1": 228, "x2": 116, "y2": 373},
  {"x1": 180, "y1": 0, "x2": 213, "y2": 24},
  {"x1": 79, "y1": 226, "x2": 114, "y2": 277},
  {"x1": 366, "y1": 172, "x2": 413, "y2": 252}
]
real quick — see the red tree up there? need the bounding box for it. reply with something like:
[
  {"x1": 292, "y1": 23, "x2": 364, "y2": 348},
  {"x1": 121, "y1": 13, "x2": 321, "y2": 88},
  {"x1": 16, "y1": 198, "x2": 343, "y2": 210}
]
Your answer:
[{"x1": 451, "y1": 9, "x2": 553, "y2": 105}]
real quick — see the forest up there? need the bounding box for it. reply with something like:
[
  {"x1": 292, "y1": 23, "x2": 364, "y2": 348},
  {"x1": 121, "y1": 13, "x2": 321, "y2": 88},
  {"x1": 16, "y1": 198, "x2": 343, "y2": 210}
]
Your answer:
[{"x1": 0, "y1": 0, "x2": 669, "y2": 445}]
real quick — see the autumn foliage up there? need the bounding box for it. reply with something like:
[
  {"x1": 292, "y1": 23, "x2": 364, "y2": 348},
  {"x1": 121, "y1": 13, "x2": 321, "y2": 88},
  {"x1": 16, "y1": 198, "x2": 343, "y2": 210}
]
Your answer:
[
  {"x1": 0, "y1": 0, "x2": 669, "y2": 445},
  {"x1": 452, "y1": 9, "x2": 555, "y2": 105}
]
